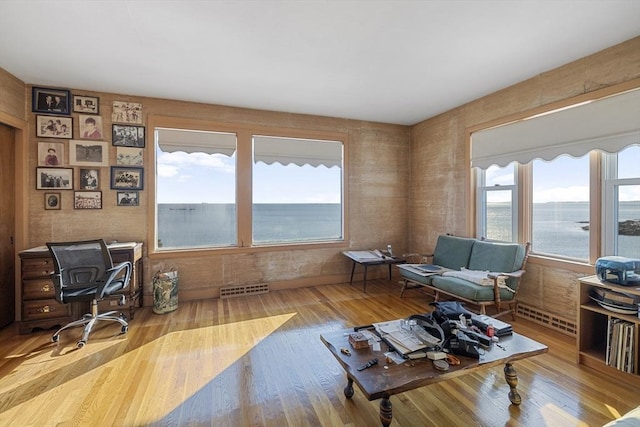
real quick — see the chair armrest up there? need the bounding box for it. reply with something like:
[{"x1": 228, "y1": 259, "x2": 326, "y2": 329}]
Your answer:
[
  {"x1": 488, "y1": 270, "x2": 525, "y2": 279},
  {"x1": 97, "y1": 261, "x2": 132, "y2": 299}
]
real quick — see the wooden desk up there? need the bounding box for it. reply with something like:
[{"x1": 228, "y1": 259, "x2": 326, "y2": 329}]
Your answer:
[
  {"x1": 320, "y1": 326, "x2": 548, "y2": 427},
  {"x1": 343, "y1": 251, "x2": 405, "y2": 292},
  {"x1": 18, "y1": 242, "x2": 143, "y2": 334}
]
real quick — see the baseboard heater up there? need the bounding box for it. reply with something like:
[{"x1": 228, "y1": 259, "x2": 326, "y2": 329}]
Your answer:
[
  {"x1": 220, "y1": 283, "x2": 269, "y2": 299},
  {"x1": 516, "y1": 303, "x2": 577, "y2": 336}
]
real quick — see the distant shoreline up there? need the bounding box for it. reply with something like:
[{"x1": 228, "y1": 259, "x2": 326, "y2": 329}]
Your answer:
[{"x1": 579, "y1": 219, "x2": 640, "y2": 236}]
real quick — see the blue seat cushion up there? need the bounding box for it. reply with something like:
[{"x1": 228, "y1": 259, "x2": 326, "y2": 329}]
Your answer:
[{"x1": 431, "y1": 276, "x2": 515, "y2": 302}]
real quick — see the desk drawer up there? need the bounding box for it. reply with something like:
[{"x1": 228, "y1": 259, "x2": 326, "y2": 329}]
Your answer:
[
  {"x1": 23, "y1": 279, "x2": 56, "y2": 300},
  {"x1": 21, "y1": 257, "x2": 55, "y2": 279},
  {"x1": 22, "y1": 299, "x2": 70, "y2": 321}
]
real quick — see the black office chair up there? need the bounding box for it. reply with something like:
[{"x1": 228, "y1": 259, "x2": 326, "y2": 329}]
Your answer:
[{"x1": 47, "y1": 239, "x2": 131, "y2": 348}]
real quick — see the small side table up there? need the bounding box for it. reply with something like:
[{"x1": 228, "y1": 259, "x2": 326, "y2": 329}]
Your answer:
[{"x1": 342, "y1": 251, "x2": 405, "y2": 292}]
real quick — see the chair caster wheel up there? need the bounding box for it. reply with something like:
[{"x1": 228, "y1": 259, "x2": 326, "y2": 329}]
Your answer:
[
  {"x1": 52, "y1": 335, "x2": 59, "y2": 343},
  {"x1": 77, "y1": 340, "x2": 86, "y2": 348},
  {"x1": 121, "y1": 325, "x2": 128, "y2": 334}
]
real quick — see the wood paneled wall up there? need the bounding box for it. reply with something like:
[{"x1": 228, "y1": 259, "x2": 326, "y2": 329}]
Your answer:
[
  {"x1": 0, "y1": 68, "x2": 25, "y2": 121},
  {"x1": 21, "y1": 88, "x2": 411, "y2": 303},
  {"x1": 410, "y1": 37, "x2": 640, "y2": 321}
]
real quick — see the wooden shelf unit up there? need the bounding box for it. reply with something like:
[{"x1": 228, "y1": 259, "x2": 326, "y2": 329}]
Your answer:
[
  {"x1": 18, "y1": 242, "x2": 143, "y2": 334},
  {"x1": 577, "y1": 275, "x2": 640, "y2": 385}
]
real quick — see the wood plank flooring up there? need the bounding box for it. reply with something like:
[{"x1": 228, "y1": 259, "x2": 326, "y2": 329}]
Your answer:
[{"x1": 1, "y1": 280, "x2": 638, "y2": 426}]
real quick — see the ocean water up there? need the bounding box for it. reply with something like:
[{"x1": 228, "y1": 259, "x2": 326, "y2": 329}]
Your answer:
[
  {"x1": 158, "y1": 202, "x2": 639, "y2": 258},
  {"x1": 157, "y1": 203, "x2": 342, "y2": 248},
  {"x1": 487, "y1": 201, "x2": 639, "y2": 259}
]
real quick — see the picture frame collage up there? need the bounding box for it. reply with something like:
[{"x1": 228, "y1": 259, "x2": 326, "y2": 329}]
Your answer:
[{"x1": 33, "y1": 86, "x2": 144, "y2": 209}]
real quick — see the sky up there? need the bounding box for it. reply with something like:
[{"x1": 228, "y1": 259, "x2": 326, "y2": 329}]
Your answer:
[
  {"x1": 157, "y1": 144, "x2": 639, "y2": 205},
  {"x1": 485, "y1": 146, "x2": 640, "y2": 203},
  {"x1": 157, "y1": 149, "x2": 341, "y2": 204}
]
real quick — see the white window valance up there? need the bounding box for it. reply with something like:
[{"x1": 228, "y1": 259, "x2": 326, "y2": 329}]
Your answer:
[
  {"x1": 471, "y1": 88, "x2": 640, "y2": 169},
  {"x1": 253, "y1": 136, "x2": 343, "y2": 168},
  {"x1": 156, "y1": 128, "x2": 237, "y2": 156}
]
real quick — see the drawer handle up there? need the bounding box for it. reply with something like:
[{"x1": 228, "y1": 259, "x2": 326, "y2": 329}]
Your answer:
[
  {"x1": 41, "y1": 284, "x2": 51, "y2": 292},
  {"x1": 38, "y1": 305, "x2": 56, "y2": 313}
]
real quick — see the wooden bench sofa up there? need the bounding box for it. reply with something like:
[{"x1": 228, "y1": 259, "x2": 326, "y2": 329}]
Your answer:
[{"x1": 399, "y1": 235, "x2": 531, "y2": 319}]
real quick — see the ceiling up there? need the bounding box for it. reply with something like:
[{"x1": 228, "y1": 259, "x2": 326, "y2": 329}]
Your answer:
[{"x1": 0, "y1": 1, "x2": 639, "y2": 126}]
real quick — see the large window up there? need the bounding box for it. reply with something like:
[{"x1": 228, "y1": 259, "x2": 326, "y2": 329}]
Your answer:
[
  {"x1": 252, "y1": 136, "x2": 343, "y2": 245},
  {"x1": 153, "y1": 122, "x2": 345, "y2": 251},
  {"x1": 156, "y1": 129, "x2": 237, "y2": 249},
  {"x1": 472, "y1": 87, "x2": 639, "y2": 264},
  {"x1": 532, "y1": 155, "x2": 590, "y2": 260}
]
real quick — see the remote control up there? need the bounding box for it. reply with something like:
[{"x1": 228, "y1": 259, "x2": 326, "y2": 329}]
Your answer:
[{"x1": 357, "y1": 358, "x2": 378, "y2": 371}]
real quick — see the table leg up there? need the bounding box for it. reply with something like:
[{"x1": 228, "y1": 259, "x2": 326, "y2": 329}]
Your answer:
[
  {"x1": 349, "y1": 262, "x2": 356, "y2": 286},
  {"x1": 379, "y1": 395, "x2": 392, "y2": 427},
  {"x1": 363, "y1": 265, "x2": 368, "y2": 292},
  {"x1": 504, "y1": 362, "x2": 522, "y2": 405},
  {"x1": 344, "y1": 376, "x2": 354, "y2": 399},
  {"x1": 388, "y1": 264, "x2": 392, "y2": 280}
]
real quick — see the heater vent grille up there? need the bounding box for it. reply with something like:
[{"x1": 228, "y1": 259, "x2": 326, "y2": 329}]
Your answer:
[{"x1": 220, "y1": 283, "x2": 269, "y2": 299}]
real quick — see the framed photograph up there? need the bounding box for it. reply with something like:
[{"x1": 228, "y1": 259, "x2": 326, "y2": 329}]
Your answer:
[
  {"x1": 32, "y1": 86, "x2": 71, "y2": 115},
  {"x1": 116, "y1": 147, "x2": 143, "y2": 166},
  {"x1": 117, "y1": 191, "x2": 140, "y2": 206},
  {"x1": 112, "y1": 101, "x2": 142, "y2": 124},
  {"x1": 74, "y1": 191, "x2": 102, "y2": 209},
  {"x1": 38, "y1": 141, "x2": 65, "y2": 166},
  {"x1": 79, "y1": 168, "x2": 99, "y2": 190},
  {"x1": 69, "y1": 140, "x2": 109, "y2": 167},
  {"x1": 36, "y1": 167, "x2": 73, "y2": 189},
  {"x1": 73, "y1": 95, "x2": 99, "y2": 114},
  {"x1": 112, "y1": 124, "x2": 145, "y2": 147},
  {"x1": 44, "y1": 192, "x2": 61, "y2": 210},
  {"x1": 111, "y1": 166, "x2": 143, "y2": 190},
  {"x1": 36, "y1": 115, "x2": 72, "y2": 139},
  {"x1": 78, "y1": 115, "x2": 104, "y2": 140}
]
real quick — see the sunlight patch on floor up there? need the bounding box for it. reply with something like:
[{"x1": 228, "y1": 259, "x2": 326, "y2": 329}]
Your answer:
[
  {"x1": 0, "y1": 313, "x2": 297, "y2": 426},
  {"x1": 540, "y1": 403, "x2": 589, "y2": 427}
]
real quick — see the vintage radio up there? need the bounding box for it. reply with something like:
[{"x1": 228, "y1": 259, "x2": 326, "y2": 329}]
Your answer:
[{"x1": 595, "y1": 256, "x2": 640, "y2": 286}]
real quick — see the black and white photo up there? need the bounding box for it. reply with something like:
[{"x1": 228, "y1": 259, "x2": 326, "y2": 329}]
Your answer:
[
  {"x1": 36, "y1": 167, "x2": 73, "y2": 190},
  {"x1": 44, "y1": 192, "x2": 61, "y2": 210},
  {"x1": 69, "y1": 140, "x2": 109, "y2": 167},
  {"x1": 36, "y1": 115, "x2": 72, "y2": 139},
  {"x1": 111, "y1": 166, "x2": 143, "y2": 190},
  {"x1": 112, "y1": 101, "x2": 142, "y2": 124},
  {"x1": 74, "y1": 191, "x2": 102, "y2": 209},
  {"x1": 112, "y1": 124, "x2": 145, "y2": 147},
  {"x1": 73, "y1": 95, "x2": 99, "y2": 114},
  {"x1": 32, "y1": 87, "x2": 71, "y2": 114},
  {"x1": 79, "y1": 168, "x2": 99, "y2": 190},
  {"x1": 117, "y1": 191, "x2": 140, "y2": 206}
]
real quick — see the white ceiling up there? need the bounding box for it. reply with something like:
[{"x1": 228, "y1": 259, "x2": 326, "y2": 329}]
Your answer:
[{"x1": 0, "y1": 1, "x2": 639, "y2": 126}]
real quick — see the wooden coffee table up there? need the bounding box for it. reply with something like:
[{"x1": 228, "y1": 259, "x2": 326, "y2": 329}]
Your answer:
[{"x1": 320, "y1": 326, "x2": 548, "y2": 426}]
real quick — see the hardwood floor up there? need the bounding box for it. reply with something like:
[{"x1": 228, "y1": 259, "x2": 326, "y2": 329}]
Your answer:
[{"x1": 0, "y1": 280, "x2": 638, "y2": 426}]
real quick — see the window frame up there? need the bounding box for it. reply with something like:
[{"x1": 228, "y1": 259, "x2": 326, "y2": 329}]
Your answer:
[
  {"x1": 148, "y1": 115, "x2": 348, "y2": 256},
  {"x1": 475, "y1": 164, "x2": 518, "y2": 243}
]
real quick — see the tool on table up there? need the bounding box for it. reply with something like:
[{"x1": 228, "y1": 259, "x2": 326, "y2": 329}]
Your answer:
[{"x1": 357, "y1": 358, "x2": 378, "y2": 371}]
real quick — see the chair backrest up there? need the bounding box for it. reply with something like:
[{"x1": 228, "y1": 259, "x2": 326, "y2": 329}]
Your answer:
[
  {"x1": 432, "y1": 235, "x2": 476, "y2": 270},
  {"x1": 47, "y1": 239, "x2": 114, "y2": 302}
]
